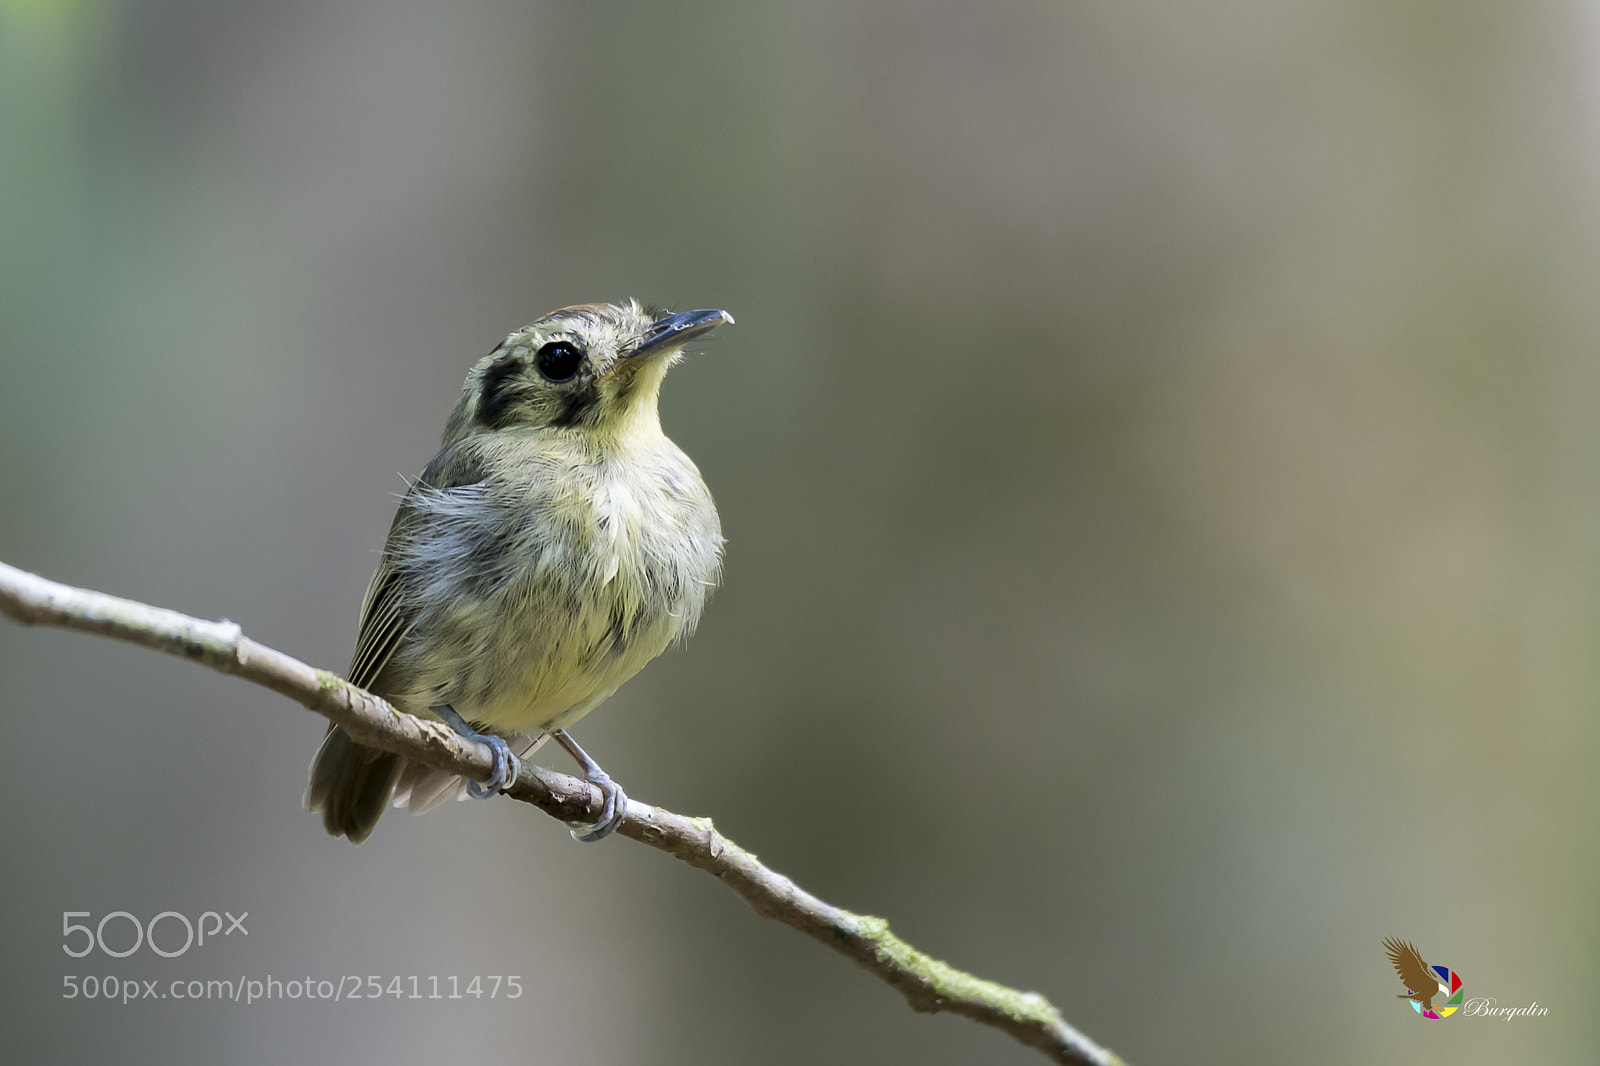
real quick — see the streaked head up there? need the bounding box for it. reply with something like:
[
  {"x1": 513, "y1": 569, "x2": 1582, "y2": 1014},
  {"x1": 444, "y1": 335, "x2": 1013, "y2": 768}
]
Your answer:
[{"x1": 446, "y1": 300, "x2": 732, "y2": 444}]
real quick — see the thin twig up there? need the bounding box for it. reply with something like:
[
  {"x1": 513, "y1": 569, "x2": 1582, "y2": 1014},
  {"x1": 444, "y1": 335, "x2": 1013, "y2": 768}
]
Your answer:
[{"x1": 0, "y1": 558, "x2": 1124, "y2": 1066}]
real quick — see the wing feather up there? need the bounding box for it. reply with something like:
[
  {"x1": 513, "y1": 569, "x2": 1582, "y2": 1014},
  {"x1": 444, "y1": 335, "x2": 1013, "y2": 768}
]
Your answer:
[
  {"x1": 345, "y1": 441, "x2": 490, "y2": 693},
  {"x1": 346, "y1": 561, "x2": 411, "y2": 691}
]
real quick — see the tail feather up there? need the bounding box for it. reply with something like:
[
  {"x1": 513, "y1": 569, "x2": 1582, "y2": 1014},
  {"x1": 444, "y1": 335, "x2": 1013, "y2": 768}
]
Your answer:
[{"x1": 304, "y1": 726, "x2": 404, "y2": 844}]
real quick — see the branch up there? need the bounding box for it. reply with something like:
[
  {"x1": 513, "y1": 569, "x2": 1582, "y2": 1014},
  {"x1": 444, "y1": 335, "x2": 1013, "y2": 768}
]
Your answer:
[{"x1": 0, "y1": 559, "x2": 1124, "y2": 1066}]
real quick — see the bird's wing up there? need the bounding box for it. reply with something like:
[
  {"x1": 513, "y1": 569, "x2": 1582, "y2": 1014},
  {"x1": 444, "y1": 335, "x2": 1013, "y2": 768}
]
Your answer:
[
  {"x1": 346, "y1": 440, "x2": 490, "y2": 693},
  {"x1": 346, "y1": 557, "x2": 410, "y2": 691},
  {"x1": 1383, "y1": 938, "x2": 1436, "y2": 993}
]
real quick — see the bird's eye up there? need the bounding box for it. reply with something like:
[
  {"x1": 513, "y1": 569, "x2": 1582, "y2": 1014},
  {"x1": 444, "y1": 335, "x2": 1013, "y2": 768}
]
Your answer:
[{"x1": 535, "y1": 341, "x2": 584, "y2": 382}]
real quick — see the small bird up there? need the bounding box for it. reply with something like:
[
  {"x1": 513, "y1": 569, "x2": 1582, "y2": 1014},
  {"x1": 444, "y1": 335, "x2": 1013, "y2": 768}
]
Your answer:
[
  {"x1": 305, "y1": 300, "x2": 730, "y2": 844},
  {"x1": 1383, "y1": 938, "x2": 1444, "y2": 1011}
]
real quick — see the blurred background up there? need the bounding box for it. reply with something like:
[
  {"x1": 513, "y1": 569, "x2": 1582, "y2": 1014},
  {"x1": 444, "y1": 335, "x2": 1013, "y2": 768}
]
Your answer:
[{"x1": 1, "y1": 1, "x2": 1596, "y2": 1062}]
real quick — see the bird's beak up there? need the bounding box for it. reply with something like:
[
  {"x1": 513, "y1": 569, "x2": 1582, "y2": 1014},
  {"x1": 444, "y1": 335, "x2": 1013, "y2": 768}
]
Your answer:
[{"x1": 628, "y1": 308, "x2": 734, "y2": 362}]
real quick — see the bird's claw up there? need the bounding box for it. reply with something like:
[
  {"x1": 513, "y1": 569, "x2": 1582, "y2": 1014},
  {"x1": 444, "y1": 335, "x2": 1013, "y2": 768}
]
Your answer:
[
  {"x1": 431, "y1": 705, "x2": 520, "y2": 800},
  {"x1": 466, "y1": 734, "x2": 520, "y2": 798},
  {"x1": 566, "y1": 769, "x2": 627, "y2": 843}
]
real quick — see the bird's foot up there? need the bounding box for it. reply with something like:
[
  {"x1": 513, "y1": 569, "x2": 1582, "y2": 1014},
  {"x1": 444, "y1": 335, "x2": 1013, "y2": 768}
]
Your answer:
[
  {"x1": 431, "y1": 705, "x2": 521, "y2": 798},
  {"x1": 552, "y1": 729, "x2": 629, "y2": 843},
  {"x1": 567, "y1": 768, "x2": 628, "y2": 843},
  {"x1": 465, "y1": 735, "x2": 521, "y2": 799}
]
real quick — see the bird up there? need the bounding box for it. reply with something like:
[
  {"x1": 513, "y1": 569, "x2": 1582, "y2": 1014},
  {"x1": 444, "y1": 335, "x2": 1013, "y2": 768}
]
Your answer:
[
  {"x1": 1383, "y1": 938, "x2": 1444, "y2": 1011},
  {"x1": 305, "y1": 300, "x2": 730, "y2": 844}
]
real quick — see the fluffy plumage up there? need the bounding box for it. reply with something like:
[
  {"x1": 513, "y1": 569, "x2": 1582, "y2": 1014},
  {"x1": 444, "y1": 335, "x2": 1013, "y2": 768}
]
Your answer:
[{"x1": 305, "y1": 300, "x2": 727, "y2": 843}]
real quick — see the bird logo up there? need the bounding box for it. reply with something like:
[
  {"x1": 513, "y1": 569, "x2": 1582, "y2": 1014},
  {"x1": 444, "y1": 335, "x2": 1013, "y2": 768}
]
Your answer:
[{"x1": 1383, "y1": 938, "x2": 1465, "y2": 1019}]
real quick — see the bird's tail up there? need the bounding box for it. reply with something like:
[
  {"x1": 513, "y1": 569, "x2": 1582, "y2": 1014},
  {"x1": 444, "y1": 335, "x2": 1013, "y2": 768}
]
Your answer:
[{"x1": 304, "y1": 726, "x2": 404, "y2": 844}]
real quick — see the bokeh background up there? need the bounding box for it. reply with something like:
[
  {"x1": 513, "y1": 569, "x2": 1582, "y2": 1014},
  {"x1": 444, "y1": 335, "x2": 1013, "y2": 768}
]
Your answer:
[{"x1": 2, "y1": 1, "x2": 1596, "y2": 1062}]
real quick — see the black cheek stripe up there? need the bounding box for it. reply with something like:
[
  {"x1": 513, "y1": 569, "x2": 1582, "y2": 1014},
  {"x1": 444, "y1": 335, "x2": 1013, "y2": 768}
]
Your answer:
[{"x1": 476, "y1": 357, "x2": 525, "y2": 428}]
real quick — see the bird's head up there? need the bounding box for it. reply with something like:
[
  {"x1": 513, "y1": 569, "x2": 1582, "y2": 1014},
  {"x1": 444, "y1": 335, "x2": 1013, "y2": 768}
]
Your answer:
[{"x1": 445, "y1": 300, "x2": 732, "y2": 447}]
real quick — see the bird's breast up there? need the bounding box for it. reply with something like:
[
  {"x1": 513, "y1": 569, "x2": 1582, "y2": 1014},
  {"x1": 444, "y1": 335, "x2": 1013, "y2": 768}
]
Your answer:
[{"x1": 393, "y1": 438, "x2": 722, "y2": 734}]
